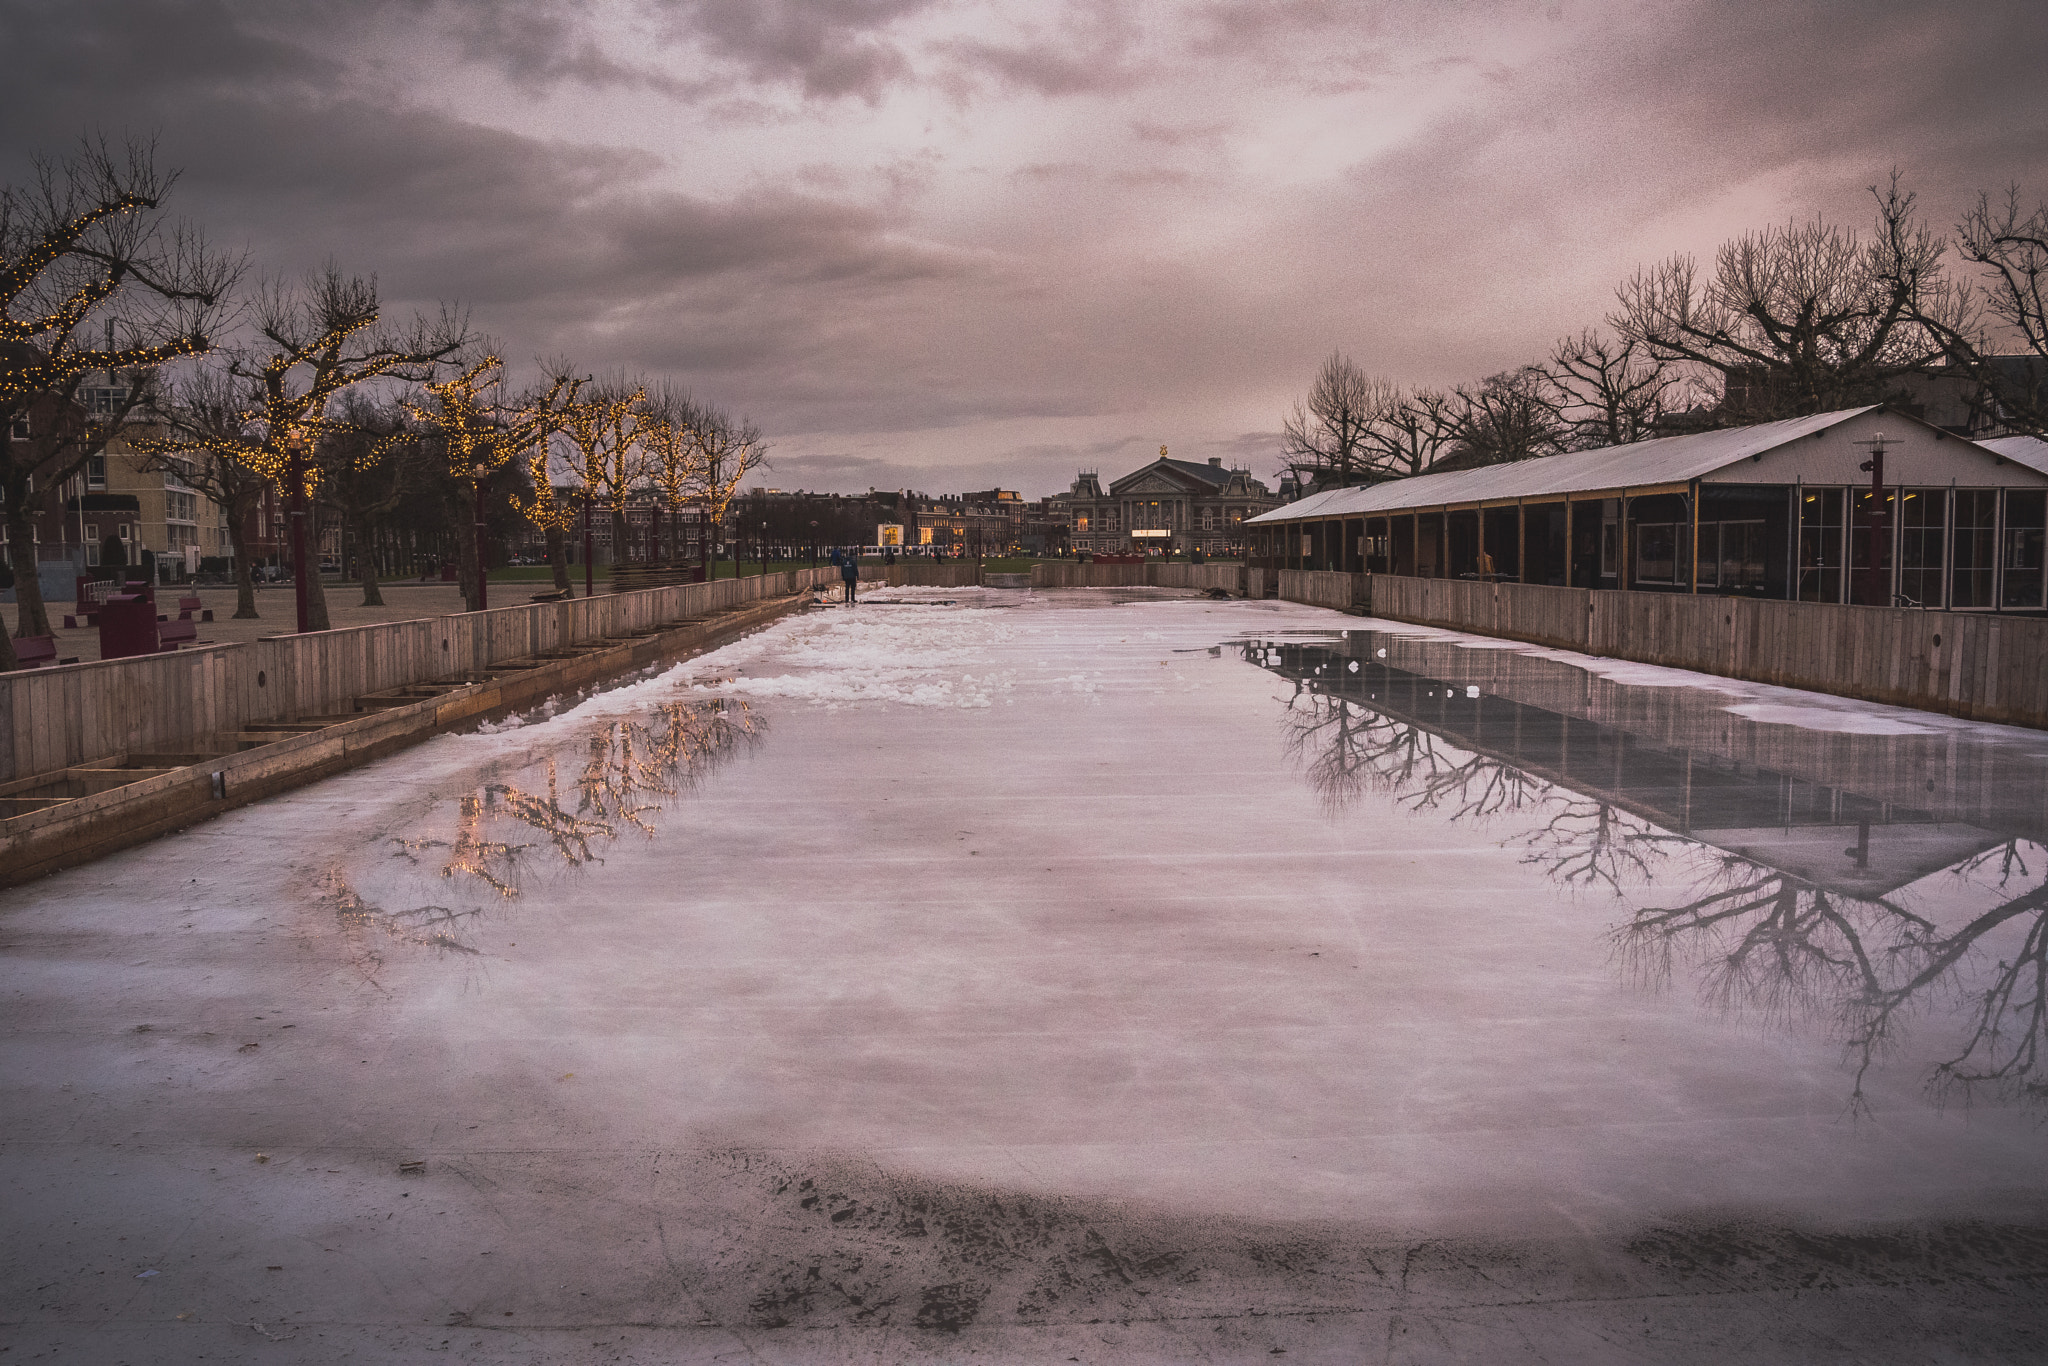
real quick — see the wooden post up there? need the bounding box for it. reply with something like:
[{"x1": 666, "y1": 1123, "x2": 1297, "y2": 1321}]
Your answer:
[
  {"x1": 1689, "y1": 480, "x2": 1700, "y2": 595},
  {"x1": 286, "y1": 432, "x2": 310, "y2": 634}
]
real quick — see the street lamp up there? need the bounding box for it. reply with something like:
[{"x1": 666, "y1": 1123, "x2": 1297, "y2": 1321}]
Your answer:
[
  {"x1": 284, "y1": 426, "x2": 311, "y2": 634},
  {"x1": 809, "y1": 520, "x2": 818, "y2": 568}
]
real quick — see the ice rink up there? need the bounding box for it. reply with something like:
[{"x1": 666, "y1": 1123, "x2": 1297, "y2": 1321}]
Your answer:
[{"x1": 6, "y1": 586, "x2": 2048, "y2": 1363}]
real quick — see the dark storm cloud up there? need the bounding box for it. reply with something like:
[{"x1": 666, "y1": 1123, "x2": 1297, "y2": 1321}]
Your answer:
[
  {"x1": 667, "y1": 0, "x2": 937, "y2": 102},
  {"x1": 428, "y1": 0, "x2": 706, "y2": 97},
  {"x1": 0, "y1": 0, "x2": 1003, "y2": 429},
  {"x1": 936, "y1": 37, "x2": 1138, "y2": 97},
  {"x1": 6, "y1": 0, "x2": 2048, "y2": 498}
]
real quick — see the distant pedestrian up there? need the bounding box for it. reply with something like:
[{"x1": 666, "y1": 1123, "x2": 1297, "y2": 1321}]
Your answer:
[{"x1": 840, "y1": 548, "x2": 859, "y2": 603}]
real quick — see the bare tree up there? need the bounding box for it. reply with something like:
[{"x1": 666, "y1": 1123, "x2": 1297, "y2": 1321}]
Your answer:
[
  {"x1": 553, "y1": 377, "x2": 646, "y2": 581},
  {"x1": 638, "y1": 380, "x2": 706, "y2": 568},
  {"x1": 0, "y1": 136, "x2": 237, "y2": 666},
  {"x1": 1362, "y1": 387, "x2": 1458, "y2": 478},
  {"x1": 1611, "y1": 176, "x2": 1972, "y2": 422},
  {"x1": 1943, "y1": 186, "x2": 2048, "y2": 435},
  {"x1": 1544, "y1": 329, "x2": 1698, "y2": 449},
  {"x1": 520, "y1": 435, "x2": 581, "y2": 593},
  {"x1": 407, "y1": 355, "x2": 574, "y2": 610},
  {"x1": 1281, "y1": 350, "x2": 1394, "y2": 489},
  {"x1": 228, "y1": 265, "x2": 468, "y2": 630},
  {"x1": 1444, "y1": 366, "x2": 1565, "y2": 466},
  {"x1": 685, "y1": 402, "x2": 767, "y2": 578},
  {"x1": 130, "y1": 363, "x2": 270, "y2": 617},
  {"x1": 323, "y1": 391, "x2": 431, "y2": 608}
]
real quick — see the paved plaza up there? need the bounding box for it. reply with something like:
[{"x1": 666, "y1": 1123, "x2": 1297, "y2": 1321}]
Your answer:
[{"x1": 5, "y1": 587, "x2": 2048, "y2": 1362}]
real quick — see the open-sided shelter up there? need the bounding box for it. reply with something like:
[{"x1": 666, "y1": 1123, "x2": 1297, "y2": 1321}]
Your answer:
[{"x1": 1245, "y1": 406, "x2": 2048, "y2": 614}]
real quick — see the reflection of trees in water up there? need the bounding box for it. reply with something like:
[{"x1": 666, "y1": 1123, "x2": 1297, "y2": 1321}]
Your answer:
[
  {"x1": 418, "y1": 698, "x2": 761, "y2": 895},
  {"x1": 319, "y1": 867, "x2": 483, "y2": 986},
  {"x1": 1517, "y1": 799, "x2": 1686, "y2": 894},
  {"x1": 1614, "y1": 843, "x2": 2048, "y2": 1114},
  {"x1": 1276, "y1": 676, "x2": 1674, "y2": 894},
  {"x1": 333, "y1": 699, "x2": 760, "y2": 961},
  {"x1": 1258, "y1": 647, "x2": 2048, "y2": 1113}
]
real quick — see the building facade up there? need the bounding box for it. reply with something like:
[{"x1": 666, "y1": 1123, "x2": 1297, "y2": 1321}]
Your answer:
[
  {"x1": 1048, "y1": 449, "x2": 1279, "y2": 557},
  {"x1": 3, "y1": 404, "x2": 229, "y2": 600}
]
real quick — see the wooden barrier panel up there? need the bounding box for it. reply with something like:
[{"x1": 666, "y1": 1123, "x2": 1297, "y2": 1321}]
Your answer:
[
  {"x1": 1348, "y1": 573, "x2": 2048, "y2": 729},
  {"x1": 881, "y1": 564, "x2": 982, "y2": 588},
  {"x1": 1030, "y1": 563, "x2": 1148, "y2": 587},
  {"x1": 0, "y1": 567, "x2": 839, "y2": 785},
  {"x1": 1278, "y1": 570, "x2": 1361, "y2": 610},
  {"x1": 1153, "y1": 564, "x2": 1246, "y2": 593}
]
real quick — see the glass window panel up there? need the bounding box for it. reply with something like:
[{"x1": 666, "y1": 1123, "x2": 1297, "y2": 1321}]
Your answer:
[
  {"x1": 1897, "y1": 488, "x2": 1945, "y2": 608},
  {"x1": 1721, "y1": 520, "x2": 1766, "y2": 592},
  {"x1": 1798, "y1": 489, "x2": 1844, "y2": 603},
  {"x1": 1633, "y1": 523, "x2": 1678, "y2": 583},
  {"x1": 2002, "y1": 490, "x2": 2046, "y2": 609},
  {"x1": 1951, "y1": 489, "x2": 1998, "y2": 608}
]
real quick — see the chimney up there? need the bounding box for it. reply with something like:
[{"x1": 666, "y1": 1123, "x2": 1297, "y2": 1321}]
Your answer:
[{"x1": 1208, "y1": 457, "x2": 1222, "y2": 467}]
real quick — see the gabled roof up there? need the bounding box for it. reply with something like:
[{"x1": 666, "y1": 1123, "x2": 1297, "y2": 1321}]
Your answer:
[
  {"x1": 1978, "y1": 434, "x2": 2048, "y2": 478},
  {"x1": 1248, "y1": 407, "x2": 1881, "y2": 523},
  {"x1": 1108, "y1": 456, "x2": 1234, "y2": 496}
]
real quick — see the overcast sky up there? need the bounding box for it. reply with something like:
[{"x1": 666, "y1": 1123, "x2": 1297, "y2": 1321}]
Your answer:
[{"x1": 4, "y1": 0, "x2": 2044, "y2": 498}]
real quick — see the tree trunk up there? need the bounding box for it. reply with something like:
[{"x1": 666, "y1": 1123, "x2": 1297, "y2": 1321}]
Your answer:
[
  {"x1": 7, "y1": 503, "x2": 52, "y2": 639},
  {"x1": 225, "y1": 501, "x2": 260, "y2": 619},
  {"x1": 547, "y1": 525, "x2": 571, "y2": 591},
  {"x1": 451, "y1": 503, "x2": 481, "y2": 612},
  {"x1": 359, "y1": 531, "x2": 385, "y2": 608},
  {"x1": 304, "y1": 509, "x2": 332, "y2": 632}
]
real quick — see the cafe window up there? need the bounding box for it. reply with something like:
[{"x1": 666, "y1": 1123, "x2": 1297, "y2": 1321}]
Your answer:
[
  {"x1": 1898, "y1": 489, "x2": 1946, "y2": 608},
  {"x1": 2002, "y1": 490, "x2": 2046, "y2": 610},
  {"x1": 1632, "y1": 522, "x2": 1683, "y2": 584},
  {"x1": 1699, "y1": 520, "x2": 1767, "y2": 593},
  {"x1": 1798, "y1": 489, "x2": 1844, "y2": 603},
  {"x1": 1951, "y1": 489, "x2": 1998, "y2": 608}
]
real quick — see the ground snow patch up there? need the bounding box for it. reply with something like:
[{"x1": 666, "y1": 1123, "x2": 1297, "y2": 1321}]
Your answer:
[
  {"x1": 686, "y1": 604, "x2": 1018, "y2": 709},
  {"x1": 1721, "y1": 702, "x2": 1942, "y2": 736}
]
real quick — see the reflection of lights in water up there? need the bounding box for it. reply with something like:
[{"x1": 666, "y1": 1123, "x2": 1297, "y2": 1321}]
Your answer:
[
  {"x1": 326, "y1": 699, "x2": 761, "y2": 973},
  {"x1": 406, "y1": 697, "x2": 758, "y2": 895}
]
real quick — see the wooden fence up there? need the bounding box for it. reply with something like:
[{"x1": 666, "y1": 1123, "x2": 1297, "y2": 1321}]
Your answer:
[
  {"x1": 1277, "y1": 570, "x2": 1361, "y2": 611},
  {"x1": 0, "y1": 567, "x2": 842, "y2": 785},
  {"x1": 1029, "y1": 562, "x2": 1246, "y2": 591},
  {"x1": 1324, "y1": 574, "x2": 2048, "y2": 730},
  {"x1": 880, "y1": 564, "x2": 984, "y2": 588}
]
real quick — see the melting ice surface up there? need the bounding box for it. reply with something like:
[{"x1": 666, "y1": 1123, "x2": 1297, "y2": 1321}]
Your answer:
[
  {"x1": 318, "y1": 587, "x2": 2048, "y2": 1238},
  {"x1": 16, "y1": 584, "x2": 2048, "y2": 1358}
]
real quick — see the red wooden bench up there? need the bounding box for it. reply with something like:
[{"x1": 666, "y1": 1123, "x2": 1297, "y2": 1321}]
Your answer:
[
  {"x1": 176, "y1": 594, "x2": 213, "y2": 622},
  {"x1": 13, "y1": 635, "x2": 79, "y2": 668}
]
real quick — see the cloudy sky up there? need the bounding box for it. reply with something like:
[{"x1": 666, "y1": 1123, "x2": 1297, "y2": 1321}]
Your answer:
[{"x1": 3, "y1": 0, "x2": 2043, "y2": 498}]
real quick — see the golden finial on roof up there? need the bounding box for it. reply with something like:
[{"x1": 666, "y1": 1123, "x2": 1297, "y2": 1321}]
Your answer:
[{"x1": 1160, "y1": 444, "x2": 1168, "y2": 460}]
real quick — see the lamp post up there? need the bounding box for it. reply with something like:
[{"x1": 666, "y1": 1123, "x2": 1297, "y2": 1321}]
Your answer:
[
  {"x1": 810, "y1": 520, "x2": 818, "y2": 568},
  {"x1": 581, "y1": 484, "x2": 595, "y2": 598},
  {"x1": 1856, "y1": 431, "x2": 1891, "y2": 605},
  {"x1": 285, "y1": 427, "x2": 311, "y2": 634},
  {"x1": 473, "y1": 463, "x2": 489, "y2": 611}
]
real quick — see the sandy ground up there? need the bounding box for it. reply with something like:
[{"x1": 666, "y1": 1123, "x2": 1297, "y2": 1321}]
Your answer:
[{"x1": 5, "y1": 587, "x2": 2048, "y2": 1363}]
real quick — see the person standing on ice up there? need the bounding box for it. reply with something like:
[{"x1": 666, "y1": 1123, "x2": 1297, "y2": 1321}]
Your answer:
[{"x1": 838, "y1": 547, "x2": 859, "y2": 604}]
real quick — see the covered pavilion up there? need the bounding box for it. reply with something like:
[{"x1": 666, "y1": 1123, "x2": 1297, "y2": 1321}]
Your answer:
[{"x1": 1246, "y1": 406, "x2": 2048, "y2": 613}]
